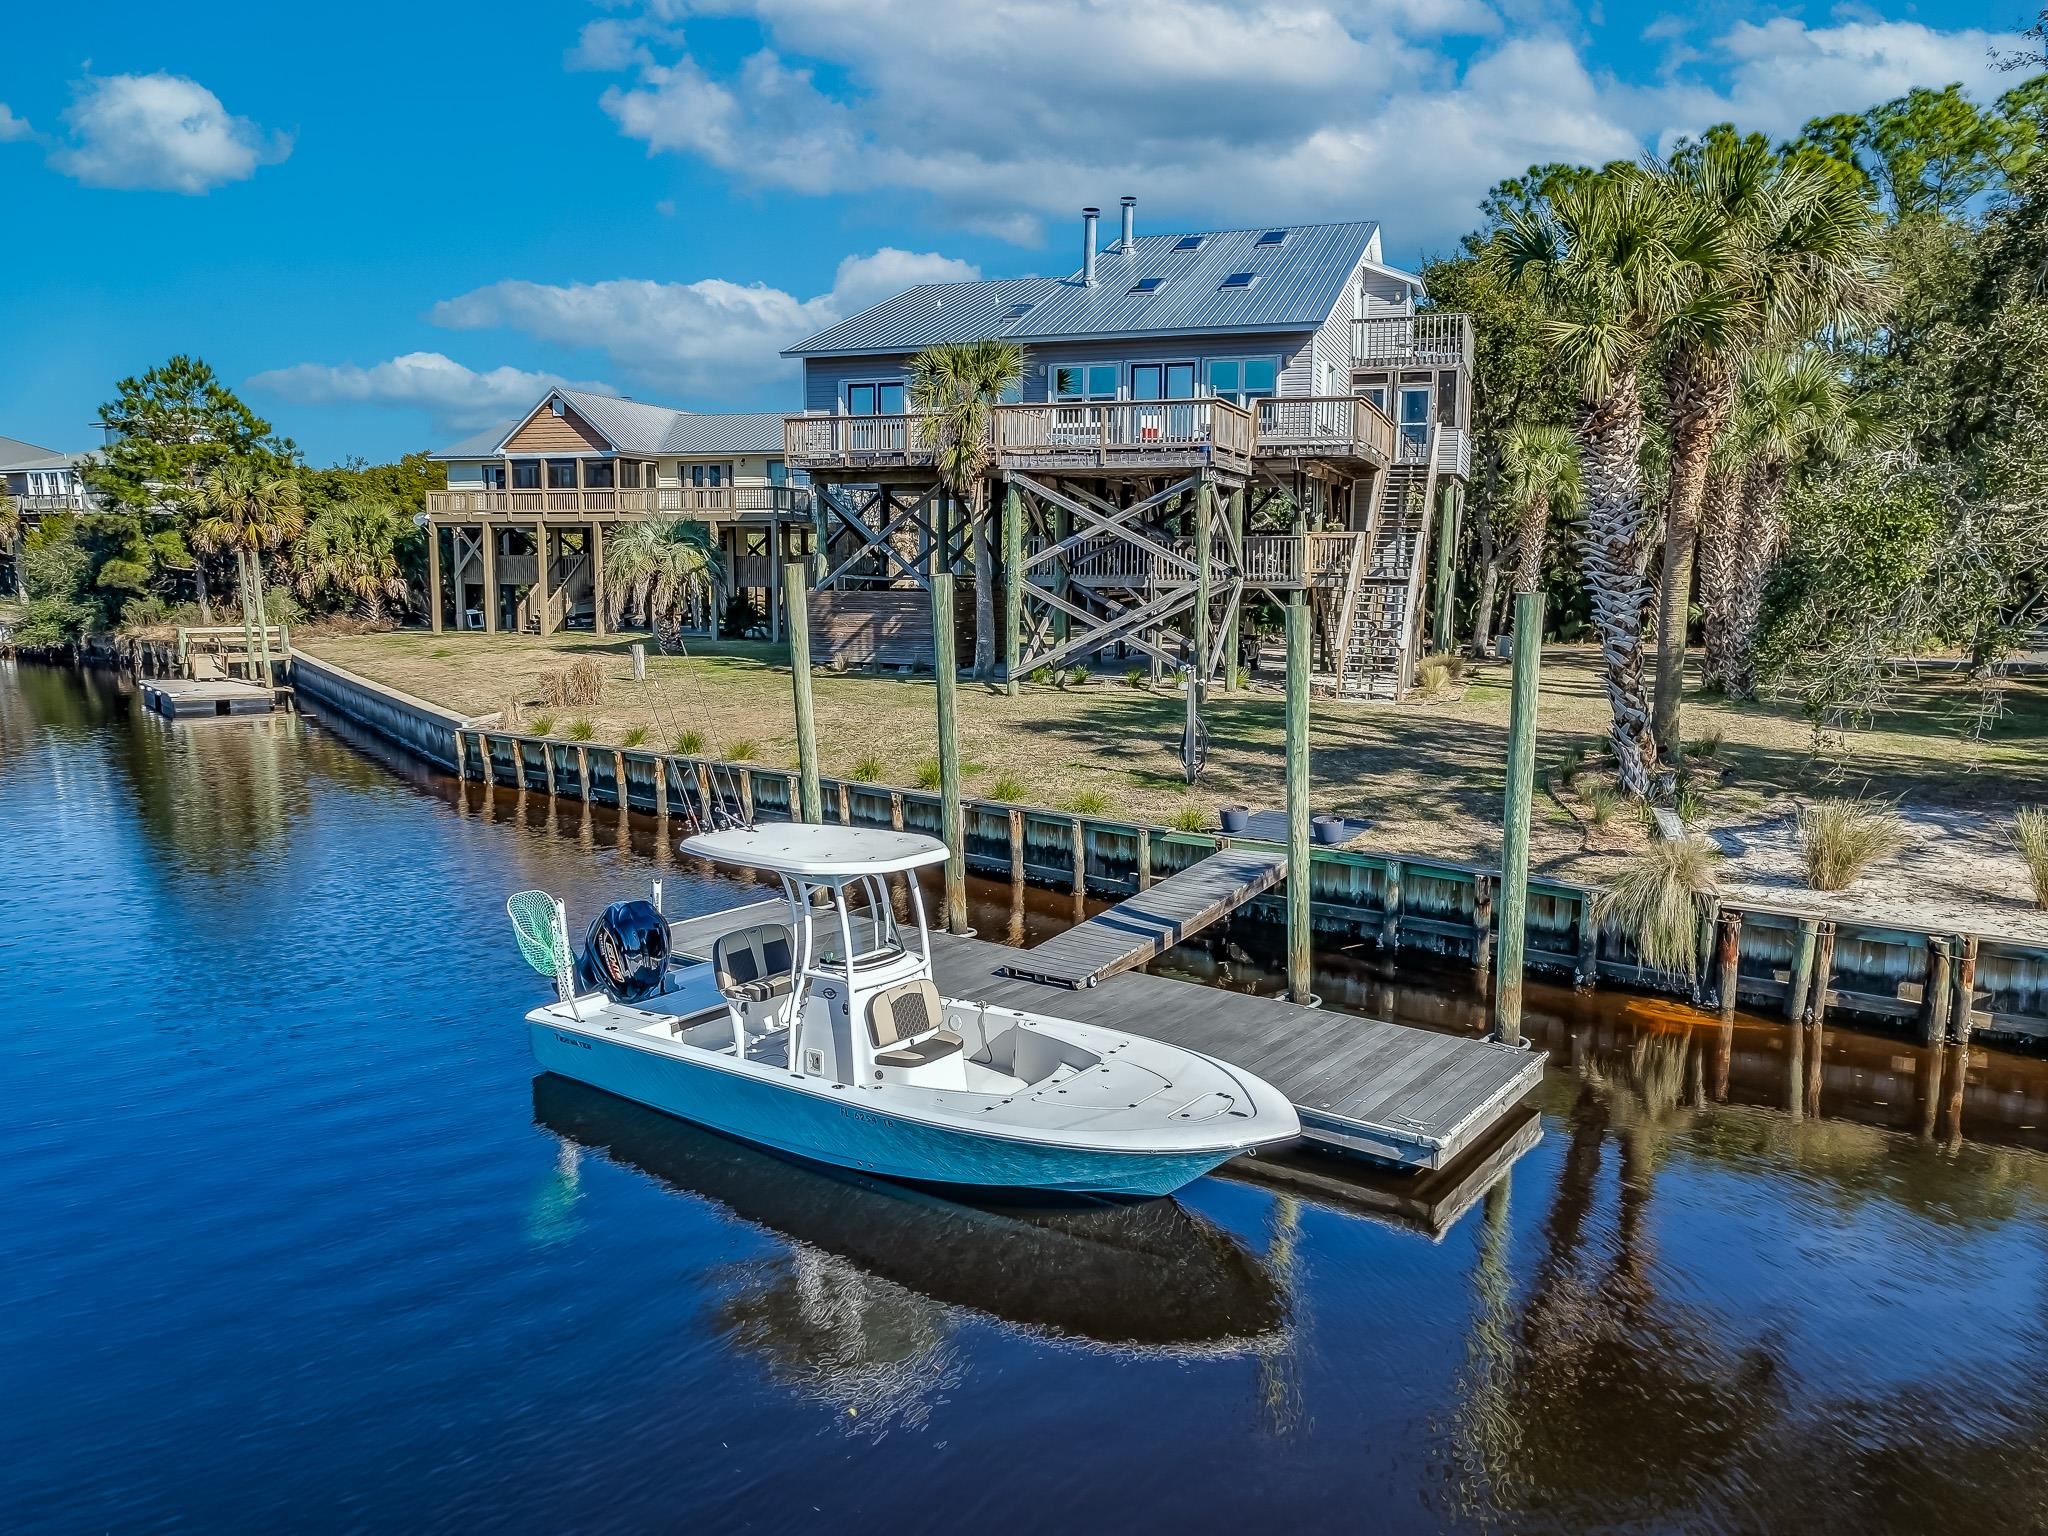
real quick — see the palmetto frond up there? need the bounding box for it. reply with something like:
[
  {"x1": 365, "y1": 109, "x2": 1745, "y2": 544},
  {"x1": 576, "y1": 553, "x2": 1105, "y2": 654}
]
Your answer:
[
  {"x1": 603, "y1": 516, "x2": 718, "y2": 628},
  {"x1": 909, "y1": 339, "x2": 1026, "y2": 496}
]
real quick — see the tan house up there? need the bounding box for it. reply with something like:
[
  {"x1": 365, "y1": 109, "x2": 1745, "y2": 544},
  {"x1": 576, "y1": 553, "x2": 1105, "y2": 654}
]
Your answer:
[{"x1": 425, "y1": 390, "x2": 810, "y2": 638}]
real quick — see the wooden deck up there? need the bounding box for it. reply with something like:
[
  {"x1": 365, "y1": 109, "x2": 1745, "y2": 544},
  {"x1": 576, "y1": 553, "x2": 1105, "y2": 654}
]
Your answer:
[
  {"x1": 140, "y1": 678, "x2": 275, "y2": 719},
  {"x1": 999, "y1": 847, "x2": 1288, "y2": 989},
  {"x1": 665, "y1": 901, "x2": 1547, "y2": 1173}
]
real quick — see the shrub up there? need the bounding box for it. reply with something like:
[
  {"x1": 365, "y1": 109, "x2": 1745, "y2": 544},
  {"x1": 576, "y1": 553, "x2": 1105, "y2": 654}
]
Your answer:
[
  {"x1": 1433, "y1": 651, "x2": 1468, "y2": 681},
  {"x1": 1065, "y1": 665, "x2": 1090, "y2": 688},
  {"x1": 566, "y1": 718, "x2": 595, "y2": 742},
  {"x1": 914, "y1": 756, "x2": 942, "y2": 789},
  {"x1": 1690, "y1": 725, "x2": 1726, "y2": 760},
  {"x1": 850, "y1": 753, "x2": 885, "y2": 783},
  {"x1": 1581, "y1": 783, "x2": 1619, "y2": 827},
  {"x1": 1675, "y1": 786, "x2": 1706, "y2": 825},
  {"x1": 1798, "y1": 797, "x2": 1907, "y2": 891},
  {"x1": 1028, "y1": 665, "x2": 1056, "y2": 687},
  {"x1": 621, "y1": 726, "x2": 649, "y2": 748},
  {"x1": 2013, "y1": 807, "x2": 2048, "y2": 910},
  {"x1": 1593, "y1": 838, "x2": 1721, "y2": 980},
  {"x1": 1231, "y1": 666, "x2": 1251, "y2": 690},
  {"x1": 1065, "y1": 788, "x2": 1111, "y2": 815},
  {"x1": 725, "y1": 739, "x2": 760, "y2": 762},
  {"x1": 539, "y1": 657, "x2": 605, "y2": 709},
  {"x1": 989, "y1": 772, "x2": 1028, "y2": 801},
  {"x1": 672, "y1": 728, "x2": 704, "y2": 754},
  {"x1": 527, "y1": 713, "x2": 556, "y2": 738},
  {"x1": 1125, "y1": 667, "x2": 1147, "y2": 689},
  {"x1": 1168, "y1": 802, "x2": 1207, "y2": 833}
]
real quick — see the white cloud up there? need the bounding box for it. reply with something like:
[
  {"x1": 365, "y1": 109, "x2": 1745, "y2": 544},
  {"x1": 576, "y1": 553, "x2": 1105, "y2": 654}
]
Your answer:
[
  {"x1": 587, "y1": 3, "x2": 2026, "y2": 254},
  {"x1": 428, "y1": 247, "x2": 980, "y2": 395},
  {"x1": 50, "y1": 72, "x2": 290, "y2": 193},
  {"x1": 246, "y1": 353, "x2": 607, "y2": 432},
  {"x1": 0, "y1": 103, "x2": 32, "y2": 143}
]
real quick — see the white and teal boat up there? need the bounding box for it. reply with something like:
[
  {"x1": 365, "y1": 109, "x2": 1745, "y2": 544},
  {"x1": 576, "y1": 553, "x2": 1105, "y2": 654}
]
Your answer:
[{"x1": 507, "y1": 826, "x2": 1298, "y2": 1198}]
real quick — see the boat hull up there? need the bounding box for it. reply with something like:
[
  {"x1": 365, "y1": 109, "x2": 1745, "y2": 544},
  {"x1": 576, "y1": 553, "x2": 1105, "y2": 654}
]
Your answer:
[{"x1": 529, "y1": 1023, "x2": 1241, "y2": 1198}]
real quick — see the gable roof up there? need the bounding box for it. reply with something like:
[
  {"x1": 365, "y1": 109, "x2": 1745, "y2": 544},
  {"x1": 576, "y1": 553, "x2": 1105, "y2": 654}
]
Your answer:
[
  {"x1": 431, "y1": 391, "x2": 789, "y2": 460},
  {"x1": 0, "y1": 434, "x2": 84, "y2": 473},
  {"x1": 785, "y1": 221, "x2": 1390, "y2": 358}
]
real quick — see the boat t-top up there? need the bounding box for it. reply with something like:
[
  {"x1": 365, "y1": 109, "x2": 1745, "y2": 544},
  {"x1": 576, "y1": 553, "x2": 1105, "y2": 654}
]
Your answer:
[{"x1": 507, "y1": 825, "x2": 1299, "y2": 1198}]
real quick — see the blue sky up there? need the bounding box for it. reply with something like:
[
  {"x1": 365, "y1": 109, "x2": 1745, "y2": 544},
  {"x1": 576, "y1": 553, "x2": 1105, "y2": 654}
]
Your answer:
[{"x1": 0, "y1": 0, "x2": 2025, "y2": 464}]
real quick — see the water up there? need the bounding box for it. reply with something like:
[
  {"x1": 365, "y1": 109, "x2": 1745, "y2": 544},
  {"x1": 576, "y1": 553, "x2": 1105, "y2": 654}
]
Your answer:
[{"x1": 8, "y1": 662, "x2": 2048, "y2": 1535}]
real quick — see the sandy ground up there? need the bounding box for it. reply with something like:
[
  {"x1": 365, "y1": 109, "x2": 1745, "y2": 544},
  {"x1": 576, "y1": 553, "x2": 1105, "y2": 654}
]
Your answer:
[{"x1": 301, "y1": 628, "x2": 2048, "y2": 923}]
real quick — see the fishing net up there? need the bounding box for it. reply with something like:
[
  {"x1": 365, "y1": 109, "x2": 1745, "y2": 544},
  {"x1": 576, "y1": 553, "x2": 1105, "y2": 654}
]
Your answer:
[{"x1": 507, "y1": 890, "x2": 578, "y2": 1014}]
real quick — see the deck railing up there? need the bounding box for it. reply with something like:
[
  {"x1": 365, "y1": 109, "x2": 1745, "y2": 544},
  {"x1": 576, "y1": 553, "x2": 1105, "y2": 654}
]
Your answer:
[
  {"x1": 426, "y1": 486, "x2": 806, "y2": 517},
  {"x1": 785, "y1": 413, "x2": 936, "y2": 465},
  {"x1": 13, "y1": 493, "x2": 96, "y2": 514},
  {"x1": 1241, "y1": 532, "x2": 1364, "y2": 587},
  {"x1": 1254, "y1": 395, "x2": 1396, "y2": 461},
  {"x1": 1351, "y1": 312, "x2": 1474, "y2": 370},
  {"x1": 995, "y1": 400, "x2": 1253, "y2": 461}
]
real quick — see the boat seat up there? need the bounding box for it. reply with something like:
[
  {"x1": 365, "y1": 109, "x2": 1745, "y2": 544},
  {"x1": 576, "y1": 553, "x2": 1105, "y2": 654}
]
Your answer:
[
  {"x1": 714, "y1": 922, "x2": 795, "y2": 1003},
  {"x1": 867, "y1": 979, "x2": 962, "y2": 1067}
]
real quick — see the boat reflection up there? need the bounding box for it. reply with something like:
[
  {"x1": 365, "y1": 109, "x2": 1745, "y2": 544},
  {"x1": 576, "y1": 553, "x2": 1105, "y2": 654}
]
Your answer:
[{"x1": 531, "y1": 1074, "x2": 1288, "y2": 1359}]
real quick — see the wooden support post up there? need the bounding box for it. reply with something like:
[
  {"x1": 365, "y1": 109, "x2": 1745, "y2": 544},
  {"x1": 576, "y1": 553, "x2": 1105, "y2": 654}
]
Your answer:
[
  {"x1": 1430, "y1": 483, "x2": 1456, "y2": 656},
  {"x1": 1070, "y1": 818, "x2": 1086, "y2": 896},
  {"x1": 1284, "y1": 589, "x2": 1312, "y2": 1005},
  {"x1": 837, "y1": 781, "x2": 851, "y2": 825},
  {"x1": 428, "y1": 522, "x2": 443, "y2": 633},
  {"x1": 1381, "y1": 859, "x2": 1405, "y2": 950},
  {"x1": 1002, "y1": 479, "x2": 1022, "y2": 696},
  {"x1": 1953, "y1": 934, "x2": 1979, "y2": 1044},
  {"x1": 1692, "y1": 896, "x2": 1721, "y2": 1005},
  {"x1": 630, "y1": 642, "x2": 645, "y2": 681},
  {"x1": 1716, "y1": 909, "x2": 1743, "y2": 1020},
  {"x1": 1472, "y1": 874, "x2": 1494, "y2": 974},
  {"x1": 1051, "y1": 498, "x2": 1070, "y2": 646},
  {"x1": 1008, "y1": 809, "x2": 1024, "y2": 882},
  {"x1": 590, "y1": 522, "x2": 607, "y2": 638},
  {"x1": 453, "y1": 729, "x2": 468, "y2": 782},
  {"x1": 1222, "y1": 487, "x2": 1245, "y2": 690},
  {"x1": 933, "y1": 571, "x2": 968, "y2": 935},
  {"x1": 785, "y1": 561, "x2": 821, "y2": 824},
  {"x1": 1135, "y1": 826, "x2": 1152, "y2": 892},
  {"x1": 480, "y1": 530, "x2": 498, "y2": 633},
  {"x1": 1809, "y1": 920, "x2": 1837, "y2": 1026},
  {"x1": 535, "y1": 526, "x2": 553, "y2": 637},
  {"x1": 739, "y1": 771, "x2": 754, "y2": 824},
  {"x1": 1194, "y1": 479, "x2": 1214, "y2": 687},
  {"x1": 1574, "y1": 892, "x2": 1597, "y2": 987},
  {"x1": 1786, "y1": 917, "x2": 1818, "y2": 1022},
  {"x1": 614, "y1": 749, "x2": 627, "y2": 810},
  {"x1": 1494, "y1": 590, "x2": 1544, "y2": 1047},
  {"x1": 656, "y1": 754, "x2": 671, "y2": 822},
  {"x1": 891, "y1": 791, "x2": 905, "y2": 831},
  {"x1": 768, "y1": 524, "x2": 783, "y2": 643},
  {"x1": 1923, "y1": 936, "x2": 1954, "y2": 1045},
  {"x1": 576, "y1": 744, "x2": 589, "y2": 800}
]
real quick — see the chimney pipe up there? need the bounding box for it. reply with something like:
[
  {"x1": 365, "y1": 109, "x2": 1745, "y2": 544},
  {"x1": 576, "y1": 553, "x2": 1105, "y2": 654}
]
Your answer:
[
  {"x1": 1082, "y1": 207, "x2": 1100, "y2": 286},
  {"x1": 1120, "y1": 195, "x2": 1136, "y2": 252}
]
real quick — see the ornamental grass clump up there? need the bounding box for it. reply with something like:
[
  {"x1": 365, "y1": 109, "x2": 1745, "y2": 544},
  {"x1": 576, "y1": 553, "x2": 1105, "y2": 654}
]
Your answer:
[
  {"x1": 2012, "y1": 807, "x2": 2048, "y2": 910},
  {"x1": 850, "y1": 753, "x2": 885, "y2": 783},
  {"x1": 914, "y1": 756, "x2": 942, "y2": 789},
  {"x1": 1798, "y1": 797, "x2": 1906, "y2": 892},
  {"x1": 1065, "y1": 788, "x2": 1111, "y2": 815},
  {"x1": 621, "y1": 725, "x2": 649, "y2": 748},
  {"x1": 1168, "y1": 801, "x2": 1207, "y2": 833},
  {"x1": 989, "y1": 772, "x2": 1027, "y2": 802},
  {"x1": 1593, "y1": 838, "x2": 1720, "y2": 981},
  {"x1": 527, "y1": 713, "x2": 556, "y2": 738},
  {"x1": 538, "y1": 657, "x2": 605, "y2": 709},
  {"x1": 672, "y1": 728, "x2": 704, "y2": 754},
  {"x1": 566, "y1": 718, "x2": 595, "y2": 742},
  {"x1": 725, "y1": 739, "x2": 760, "y2": 763}
]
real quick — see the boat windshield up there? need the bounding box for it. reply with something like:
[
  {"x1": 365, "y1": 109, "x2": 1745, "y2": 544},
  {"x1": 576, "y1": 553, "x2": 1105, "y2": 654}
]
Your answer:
[{"x1": 809, "y1": 874, "x2": 921, "y2": 970}]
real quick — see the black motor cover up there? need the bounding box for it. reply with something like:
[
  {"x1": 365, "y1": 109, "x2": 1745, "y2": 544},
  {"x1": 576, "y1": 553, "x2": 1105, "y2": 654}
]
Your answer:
[{"x1": 577, "y1": 900, "x2": 670, "y2": 1001}]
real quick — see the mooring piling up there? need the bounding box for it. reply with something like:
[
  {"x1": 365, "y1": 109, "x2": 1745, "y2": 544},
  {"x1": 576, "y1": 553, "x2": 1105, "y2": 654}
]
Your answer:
[
  {"x1": 932, "y1": 571, "x2": 968, "y2": 935},
  {"x1": 785, "y1": 561, "x2": 821, "y2": 824},
  {"x1": 1284, "y1": 588, "x2": 1312, "y2": 1005},
  {"x1": 1494, "y1": 589, "x2": 1544, "y2": 1047}
]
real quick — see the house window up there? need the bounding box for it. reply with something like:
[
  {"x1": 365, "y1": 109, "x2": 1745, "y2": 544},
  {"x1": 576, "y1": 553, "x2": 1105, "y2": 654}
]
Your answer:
[
  {"x1": 512, "y1": 459, "x2": 541, "y2": 489},
  {"x1": 689, "y1": 463, "x2": 729, "y2": 488},
  {"x1": 1174, "y1": 234, "x2": 1205, "y2": 251},
  {"x1": 1129, "y1": 276, "x2": 1166, "y2": 294},
  {"x1": 1220, "y1": 271, "x2": 1259, "y2": 290},
  {"x1": 618, "y1": 461, "x2": 640, "y2": 489},
  {"x1": 1205, "y1": 358, "x2": 1278, "y2": 405},
  {"x1": 767, "y1": 459, "x2": 788, "y2": 487},
  {"x1": 584, "y1": 460, "x2": 615, "y2": 489},
  {"x1": 481, "y1": 464, "x2": 507, "y2": 490},
  {"x1": 1436, "y1": 371, "x2": 1461, "y2": 429},
  {"x1": 546, "y1": 459, "x2": 578, "y2": 489},
  {"x1": 846, "y1": 382, "x2": 905, "y2": 415},
  {"x1": 1052, "y1": 364, "x2": 1118, "y2": 401},
  {"x1": 1130, "y1": 362, "x2": 1195, "y2": 400}
]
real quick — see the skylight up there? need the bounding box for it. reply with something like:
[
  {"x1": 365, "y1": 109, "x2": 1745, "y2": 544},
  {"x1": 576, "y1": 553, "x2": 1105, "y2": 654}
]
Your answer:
[
  {"x1": 1129, "y1": 276, "x2": 1167, "y2": 294},
  {"x1": 1174, "y1": 234, "x2": 1205, "y2": 251},
  {"x1": 1220, "y1": 271, "x2": 1259, "y2": 290},
  {"x1": 1006, "y1": 301, "x2": 1036, "y2": 318},
  {"x1": 1256, "y1": 229, "x2": 1287, "y2": 246}
]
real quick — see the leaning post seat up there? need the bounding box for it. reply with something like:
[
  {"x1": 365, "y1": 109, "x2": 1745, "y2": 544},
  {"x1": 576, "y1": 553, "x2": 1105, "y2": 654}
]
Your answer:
[
  {"x1": 713, "y1": 922, "x2": 795, "y2": 1003},
  {"x1": 867, "y1": 979, "x2": 962, "y2": 1068}
]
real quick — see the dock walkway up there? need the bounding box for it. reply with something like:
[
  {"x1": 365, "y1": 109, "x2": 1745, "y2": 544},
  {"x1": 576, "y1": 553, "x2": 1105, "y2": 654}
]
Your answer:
[
  {"x1": 140, "y1": 678, "x2": 275, "y2": 719},
  {"x1": 667, "y1": 902, "x2": 1545, "y2": 1171},
  {"x1": 998, "y1": 846, "x2": 1288, "y2": 989}
]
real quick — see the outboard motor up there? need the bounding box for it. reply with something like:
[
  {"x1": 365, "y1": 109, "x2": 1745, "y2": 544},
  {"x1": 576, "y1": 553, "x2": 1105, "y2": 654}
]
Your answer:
[{"x1": 577, "y1": 900, "x2": 670, "y2": 1002}]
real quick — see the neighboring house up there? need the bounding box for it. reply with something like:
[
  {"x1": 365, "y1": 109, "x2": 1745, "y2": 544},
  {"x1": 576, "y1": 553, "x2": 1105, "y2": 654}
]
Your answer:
[
  {"x1": 0, "y1": 434, "x2": 97, "y2": 513},
  {"x1": 425, "y1": 392, "x2": 810, "y2": 638},
  {"x1": 781, "y1": 202, "x2": 1473, "y2": 696}
]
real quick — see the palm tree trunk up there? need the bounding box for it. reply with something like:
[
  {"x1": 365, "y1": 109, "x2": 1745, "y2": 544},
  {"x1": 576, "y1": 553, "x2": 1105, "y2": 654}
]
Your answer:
[
  {"x1": 1512, "y1": 495, "x2": 1548, "y2": 594},
  {"x1": 1695, "y1": 468, "x2": 1743, "y2": 692},
  {"x1": 1725, "y1": 462, "x2": 1788, "y2": 699},
  {"x1": 1575, "y1": 377, "x2": 1660, "y2": 799},
  {"x1": 194, "y1": 556, "x2": 212, "y2": 624},
  {"x1": 1650, "y1": 355, "x2": 1737, "y2": 758},
  {"x1": 1468, "y1": 498, "x2": 1503, "y2": 657},
  {"x1": 970, "y1": 480, "x2": 996, "y2": 679}
]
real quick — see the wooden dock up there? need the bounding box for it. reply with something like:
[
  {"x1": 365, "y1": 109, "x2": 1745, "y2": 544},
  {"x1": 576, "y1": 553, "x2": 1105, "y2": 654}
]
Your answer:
[
  {"x1": 667, "y1": 901, "x2": 1546, "y2": 1173},
  {"x1": 998, "y1": 846, "x2": 1288, "y2": 989},
  {"x1": 140, "y1": 678, "x2": 275, "y2": 719}
]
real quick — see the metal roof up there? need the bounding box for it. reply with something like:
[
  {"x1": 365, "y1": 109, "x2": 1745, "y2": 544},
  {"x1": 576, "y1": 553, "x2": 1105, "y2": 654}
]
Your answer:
[
  {"x1": 784, "y1": 221, "x2": 1387, "y2": 358},
  {"x1": 430, "y1": 392, "x2": 787, "y2": 460},
  {"x1": 0, "y1": 433, "x2": 84, "y2": 473}
]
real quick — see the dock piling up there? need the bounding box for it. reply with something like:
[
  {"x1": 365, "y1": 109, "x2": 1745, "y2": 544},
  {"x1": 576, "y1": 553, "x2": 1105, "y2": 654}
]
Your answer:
[
  {"x1": 1786, "y1": 918, "x2": 1818, "y2": 1022},
  {"x1": 786, "y1": 561, "x2": 822, "y2": 823},
  {"x1": 1493, "y1": 590, "x2": 1544, "y2": 1047},
  {"x1": 932, "y1": 572, "x2": 968, "y2": 935},
  {"x1": 1284, "y1": 589, "x2": 1312, "y2": 1005},
  {"x1": 1923, "y1": 937, "x2": 1954, "y2": 1044}
]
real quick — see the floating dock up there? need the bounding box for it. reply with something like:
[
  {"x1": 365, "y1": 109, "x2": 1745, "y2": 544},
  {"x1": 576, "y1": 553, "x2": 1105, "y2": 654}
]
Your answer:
[
  {"x1": 668, "y1": 900, "x2": 1546, "y2": 1173},
  {"x1": 140, "y1": 678, "x2": 276, "y2": 719},
  {"x1": 999, "y1": 846, "x2": 1288, "y2": 989}
]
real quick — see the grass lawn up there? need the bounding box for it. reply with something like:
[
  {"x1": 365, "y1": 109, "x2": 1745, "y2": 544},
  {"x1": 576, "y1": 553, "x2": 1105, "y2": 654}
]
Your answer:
[{"x1": 302, "y1": 626, "x2": 2048, "y2": 887}]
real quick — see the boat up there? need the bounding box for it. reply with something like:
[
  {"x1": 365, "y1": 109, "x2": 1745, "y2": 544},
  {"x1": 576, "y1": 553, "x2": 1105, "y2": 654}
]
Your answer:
[{"x1": 507, "y1": 824, "x2": 1299, "y2": 1198}]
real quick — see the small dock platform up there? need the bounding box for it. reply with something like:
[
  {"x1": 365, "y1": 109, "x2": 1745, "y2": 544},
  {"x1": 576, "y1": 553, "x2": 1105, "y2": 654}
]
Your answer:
[
  {"x1": 998, "y1": 847, "x2": 1288, "y2": 989},
  {"x1": 140, "y1": 678, "x2": 276, "y2": 719},
  {"x1": 666, "y1": 902, "x2": 1546, "y2": 1173}
]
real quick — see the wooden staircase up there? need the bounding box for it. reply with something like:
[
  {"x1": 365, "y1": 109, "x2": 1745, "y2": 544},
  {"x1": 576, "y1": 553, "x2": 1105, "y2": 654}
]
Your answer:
[
  {"x1": 518, "y1": 549, "x2": 593, "y2": 634},
  {"x1": 1341, "y1": 433, "x2": 1440, "y2": 699}
]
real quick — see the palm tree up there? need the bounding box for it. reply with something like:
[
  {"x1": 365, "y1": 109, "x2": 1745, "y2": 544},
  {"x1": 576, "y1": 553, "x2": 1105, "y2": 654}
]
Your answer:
[
  {"x1": 1500, "y1": 424, "x2": 1582, "y2": 595},
  {"x1": 1648, "y1": 133, "x2": 1883, "y2": 756},
  {"x1": 603, "y1": 516, "x2": 718, "y2": 637},
  {"x1": 192, "y1": 462, "x2": 306, "y2": 620},
  {"x1": 908, "y1": 339, "x2": 1026, "y2": 680},
  {"x1": 292, "y1": 498, "x2": 410, "y2": 620},
  {"x1": 1490, "y1": 166, "x2": 1687, "y2": 799}
]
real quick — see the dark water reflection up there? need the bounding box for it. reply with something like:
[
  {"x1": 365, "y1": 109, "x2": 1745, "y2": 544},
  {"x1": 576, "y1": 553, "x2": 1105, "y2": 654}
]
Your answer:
[{"x1": 6, "y1": 661, "x2": 2048, "y2": 1534}]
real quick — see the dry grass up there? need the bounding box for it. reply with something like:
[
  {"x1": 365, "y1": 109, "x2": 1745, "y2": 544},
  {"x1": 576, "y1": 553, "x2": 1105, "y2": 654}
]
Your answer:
[
  {"x1": 2013, "y1": 807, "x2": 2048, "y2": 910},
  {"x1": 1593, "y1": 838, "x2": 1720, "y2": 980},
  {"x1": 1798, "y1": 797, "x2": 1908, "y2": 891},
  {"x1": 538, "y1": 657, "x2": 604, "y2": 709}
]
